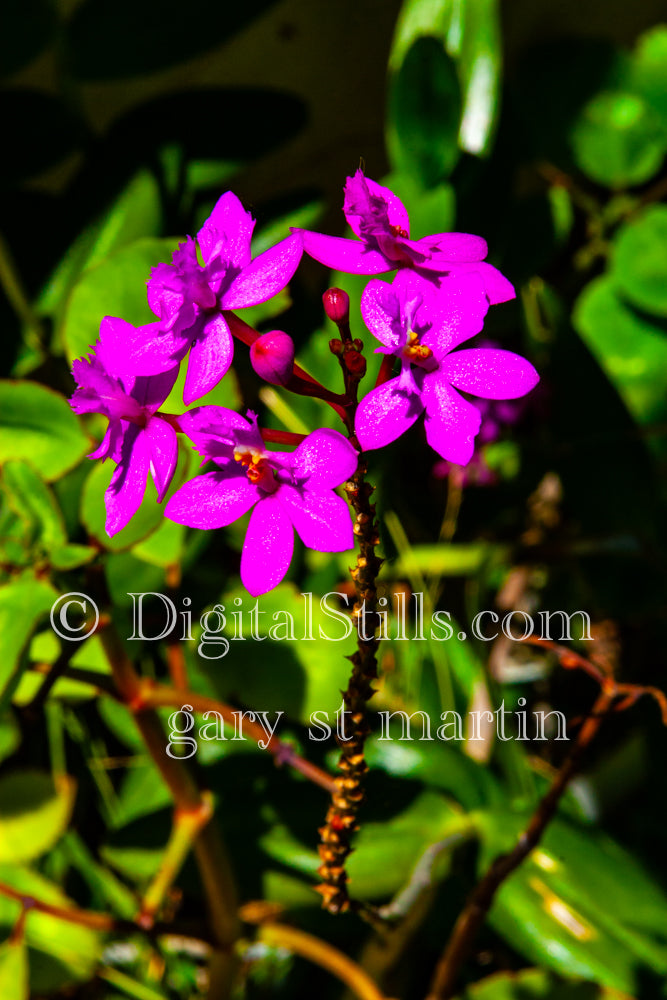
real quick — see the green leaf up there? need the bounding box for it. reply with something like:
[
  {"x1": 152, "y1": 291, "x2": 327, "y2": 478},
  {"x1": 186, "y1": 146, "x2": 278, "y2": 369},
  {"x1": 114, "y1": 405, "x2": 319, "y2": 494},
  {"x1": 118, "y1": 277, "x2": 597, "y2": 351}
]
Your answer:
[
  {"x1": 388, "y1": 35, "x2": 461, "y2": 187},
  {"x1": 0, "y1": 864, "x2": 101, "y2": 988},
  {"x1": 609, "y1": 205, "x2": 667, "y2": 316},
  {"x1": 571, "y1": 91, "x2": 667, "y2": 188},
  {"x1": 457, "y1": 968, "x2": 633, "y2": 998},
  {"x1": 0, "y1": 940, "x2": 28, "y2": 1000},
  {"x1": 630, "y1": 25, "x2": 667, "y2": 122},
  {"x1": 394, "y1": 542, "x2": 500, "y2": 576},
  {"x1": 261, "y1": 790, "x2": 469, "y2": 902},
  {"x1": 478, "y1": 811, "x2": 667, "y2": 992},
  {"x1": 0, "y1": 382, "x2": 90, "y2": 481},
  {"x1": 1, "y1": 461, "x2": 66, "y2": 552},
  {"x1": 389, "y1": 0, "x2": 501, "y2": 158},
  {"x1": 201, "y1": 583, "x2": 355, "y2": 724},
  {"x1": 573, "y1": 275, "x2": 667, "y2": 428},
  {"x1": 39, "y1": 171, "x2": 162, "y2": 324},
  {"x1": 0, "y1": 578, "x2": 58, "y2": 709},
  {"x1": 49, "y1": 543, "x2": 97, "y2": 570},
  {"x1": 0, "y1": 771, "x2": 75, "y2": 862},
  {"x1": 448, "y1": 0, "x2": 502, "y2": 156},
  {"x1": 61, "y1": 237, "x2": 178, "y2": 362}
]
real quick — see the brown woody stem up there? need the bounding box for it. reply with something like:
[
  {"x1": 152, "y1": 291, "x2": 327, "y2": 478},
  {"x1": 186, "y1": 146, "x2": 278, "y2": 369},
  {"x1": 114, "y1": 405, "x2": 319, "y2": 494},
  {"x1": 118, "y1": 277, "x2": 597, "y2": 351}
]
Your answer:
[{"x1": 316, "y1": 457, "x2": 383, "y2": 914}]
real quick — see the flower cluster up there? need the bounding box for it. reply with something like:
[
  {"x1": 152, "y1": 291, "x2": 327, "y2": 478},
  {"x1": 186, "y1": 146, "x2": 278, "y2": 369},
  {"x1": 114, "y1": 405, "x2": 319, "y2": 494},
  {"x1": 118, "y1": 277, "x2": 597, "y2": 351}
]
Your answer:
[{"x1": 70, "y1": 170, "x2": 538, "y2": 594}]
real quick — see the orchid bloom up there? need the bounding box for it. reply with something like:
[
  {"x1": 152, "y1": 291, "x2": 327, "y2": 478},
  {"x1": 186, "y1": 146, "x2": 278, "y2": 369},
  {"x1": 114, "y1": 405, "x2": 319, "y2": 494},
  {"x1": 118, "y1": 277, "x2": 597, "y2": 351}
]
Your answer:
[
  {"x1": 296, "y1": 170, "x2": 514, "y2": 305},
  {"x1": 70, "y1": 338, "x2": 179, "y2": 536},
  {"x1": 165, "y1": 409, "x2": 358, "y2": 596},
  {"x1": 354, "y1": 272, "x2": 539, "y2": 465},
  {"x1": 99, "y1": 192, "x2": 303, "y2": 405}
]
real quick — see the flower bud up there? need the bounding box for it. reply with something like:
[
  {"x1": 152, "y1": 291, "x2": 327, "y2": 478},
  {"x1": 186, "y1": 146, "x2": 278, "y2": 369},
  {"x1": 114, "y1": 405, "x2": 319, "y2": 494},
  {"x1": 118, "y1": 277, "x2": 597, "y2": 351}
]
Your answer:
[
  {"x1": 322, "y1": 287, "x2": 350, "y2": 324},
  {"x1": 250, "y1": 330, "x2": 295, "y2": 386},
  {"x1": 344, "y1": 349, "x2": 366, "y2": 378}
]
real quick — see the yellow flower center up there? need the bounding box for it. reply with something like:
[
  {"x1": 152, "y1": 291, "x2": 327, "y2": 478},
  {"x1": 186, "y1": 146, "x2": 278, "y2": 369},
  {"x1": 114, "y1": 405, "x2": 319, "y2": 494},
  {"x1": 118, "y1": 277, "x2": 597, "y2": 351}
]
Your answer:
[{"x1": 402, "y1": 331, "x2": 432, "y2": 362}]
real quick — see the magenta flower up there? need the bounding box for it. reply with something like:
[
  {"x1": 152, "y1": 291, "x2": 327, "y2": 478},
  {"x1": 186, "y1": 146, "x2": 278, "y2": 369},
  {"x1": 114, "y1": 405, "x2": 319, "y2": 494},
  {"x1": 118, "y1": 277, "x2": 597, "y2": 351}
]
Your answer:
[
  {"x1": 296, "y1": 170, "x2": 514, "y2": 305},
  {"x1": 99, "y1": 192, "x2": 303, "y2": 405},
  {"x1": 354, "y1": 272, "x2": 539, "y2": 465},
  {"x1": 165, "y1": 409, "x2": 358, "y2": 596},
  {"x1": 70, "y1": 338, "x2": 179, "y2": 536}
]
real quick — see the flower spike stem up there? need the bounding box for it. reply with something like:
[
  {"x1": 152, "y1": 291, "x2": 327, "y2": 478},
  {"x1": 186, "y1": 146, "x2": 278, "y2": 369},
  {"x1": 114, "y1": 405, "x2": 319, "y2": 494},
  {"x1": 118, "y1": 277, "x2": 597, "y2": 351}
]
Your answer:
[{"x1": 316, "y1": 457, "x2": 383, "y2": 914}]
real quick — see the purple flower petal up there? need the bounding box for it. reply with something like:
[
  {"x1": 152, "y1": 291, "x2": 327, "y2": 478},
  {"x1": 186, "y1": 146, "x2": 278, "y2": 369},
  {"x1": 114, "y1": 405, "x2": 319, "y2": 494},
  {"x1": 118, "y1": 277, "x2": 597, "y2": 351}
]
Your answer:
[
  {"x1": 145, "y1": 416, "x2": 178, "y2": 502},
  {"x1": 413, "y1": 232, "x2": 488, "y2": 265},
  {"x1": 417, "y1": 274, "x2": 489, "y2": 357},
  {"x1": 360, "y1": 279, "x2": 406, "y2": 350},
  {"x1": 343, "y1": 170, "x2": 411, "y2": 239},
  {"x1": 355, "y1": 376, "x2": 424, "y2": 452},
  {"x1": 298, "y1": 231, "x2": 390, "y2": 274},
  {"x1": 289, "y1": 429, "x2": 358, "y2": 489},
  {"x1": 241, "y1": 495, "x2": 294, "y2": 597},
  {"x1": 278, "y1": 485, "x2": 354, "y2": 551},
  {"x1": 179, "y1": 406, "x2": 263, "y2": 465},
  {"x1": 183, "y1": 313, "x2": 234, "y2": 406},
  {"x1": 221, "y1": 232, "x2": 303, "y2": 309},
  {"x1": 105, "y1": 424, "x2": 150, "y2": 536},
  {"x1": 448, "y1": 261, "x2": 515, "y2": 304},
  {"x1": 89, "y1": 421, "x2": 124, "y2": 461},
  {"x1": 71, "y1": 355, "x2": 142, "y2": 422},
  {"x1": 98, "y1": 316, "x2": 186, "y2": 376},
  {"x1": 420, "y1": 375, "x2": 482, "y2": 464},
  {"x1": 197, "y1": 191, "x2": 254, "y2": 268},
  {"x1": 441, "y1": 348, "x2": 539, "y2": 399},
  {"x1": 165, "y1": 470, "x2": 260, "y2": 529},
  {"x1": 131, "y1": 367, "x2": 180, "y2": 413}
]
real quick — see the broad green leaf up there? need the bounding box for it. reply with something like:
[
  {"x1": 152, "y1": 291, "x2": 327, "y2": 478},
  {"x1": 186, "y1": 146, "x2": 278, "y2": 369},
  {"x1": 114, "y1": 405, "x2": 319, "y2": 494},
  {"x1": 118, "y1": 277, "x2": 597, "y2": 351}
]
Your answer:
[
  {"x1": 0, "y1": 771, "x2": 75, "y2": 862},
  {"x1": 448, "y1": 0, "x2": 502, "y2": 155},
  {"x1": 573, "y1": 276, "x2": 667, "y2": 427},
  {"x1": 0, "y1": 578, "x2": 58, "y2": 709},
  {"x1": 0, "y1": 940, "x2": 28, "y2": 1000},
  {"x1": 80, "y1": 437, "x2": 191, "y2": 551},
  {"x1": 0, "y1": 864, "x2": 101, "y2": 987},
  {"x1": 366, "y1": 734, "x2": 502, "y2": 809},
  {"x1": 0, "y1": 381, "x2": 89, "y2": 481},
  {"x1": 571, "y1": 91, "x2": 666, "y2": 189},
  {"x1": 456, "y1": 968, "x2": 633, "y2": 998},
  {"x1": 39, "y1": 171, "x2": 162, "y2": 323},
  {"x1": 388, "y1": 36, "x2": 461, "y2": 187},
  {"x1": 630, "y1": 25, "x2": 667, "y2": 122},
  {"x1": 478, "y1": 811, "x2": 667, "y2": 992},
  {"x1": 609, "y1": 206, "x2": 667, "y2": 316},
  {"x1": 389, "y1": 0, "x2": 501, "y2": 157},
  {"x1": 61, "y1": 237, "x2": 177, "y2": 362},
  {"x1": 1, "y1": 461, "x2": 66, "y2": 551},
  {"x1": 202, "y1": 583, "x2": 355, "y2": 724},
  {"x1": 261, "y1": 790, "x2": 468, "y2": 901},
  {"x1": 49, "y1": 543, "x2": 97, "y2": 570},
  {"x1": 394, "y1": 542, "x2": 500, "y2": 576}
]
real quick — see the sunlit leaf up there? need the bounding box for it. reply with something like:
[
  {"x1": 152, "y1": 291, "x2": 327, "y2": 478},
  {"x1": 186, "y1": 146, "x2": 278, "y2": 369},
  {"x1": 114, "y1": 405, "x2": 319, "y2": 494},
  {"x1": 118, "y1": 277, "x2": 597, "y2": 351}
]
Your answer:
[
  {"x1": 0, "y1": 771, "x2": 75, "y2": 863},
  {"x1": 0, "y1": 382, "x2": 89, "y2": 481}
]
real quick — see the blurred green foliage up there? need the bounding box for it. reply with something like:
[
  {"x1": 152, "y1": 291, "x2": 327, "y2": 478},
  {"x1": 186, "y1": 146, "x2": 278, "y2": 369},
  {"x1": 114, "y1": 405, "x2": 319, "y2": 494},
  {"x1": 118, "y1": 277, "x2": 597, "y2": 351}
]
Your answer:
[{"x1": 1, "y1": 1, "x2": 667, "y2": 998}]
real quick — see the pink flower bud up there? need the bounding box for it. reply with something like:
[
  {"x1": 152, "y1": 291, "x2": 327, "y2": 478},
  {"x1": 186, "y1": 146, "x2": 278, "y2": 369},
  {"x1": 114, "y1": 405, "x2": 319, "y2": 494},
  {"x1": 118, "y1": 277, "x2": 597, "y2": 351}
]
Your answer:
[
  {"x1": 322, "y1": 287, "x2": 350, "y2": 324},
  {"x1": 250, "y1": 330, "x2": 295, "y2": 386}
]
